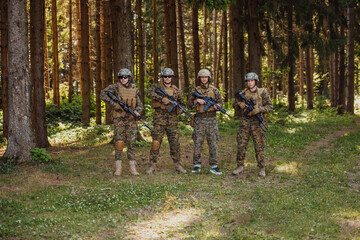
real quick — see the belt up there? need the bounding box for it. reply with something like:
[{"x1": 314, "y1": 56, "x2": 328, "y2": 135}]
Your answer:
[{"x1": 195, "y1": 111, "x2": 216, "y2": 118}]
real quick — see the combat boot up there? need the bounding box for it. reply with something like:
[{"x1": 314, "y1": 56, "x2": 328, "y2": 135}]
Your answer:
[
  {"x1": 232, "y1": 166, "x2": 244, "y2": 176},
  {"x1": 146, "y1": 163, "x2": 156, "y2": 174},
  {"x1": 258, "y1": 167, "x2": 266, "y2": 177},
  {"x1": 114, "y1": 160, "x2": 122, "y2": 176},
  {"x1": 175, "y1": 163, "x2": 187, "y2": 173},
  {"x1": 129, "y1": 161, "x2": 139, "y2": 176}
]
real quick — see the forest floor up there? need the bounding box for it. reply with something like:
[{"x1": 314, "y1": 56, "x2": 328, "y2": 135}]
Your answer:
[{"x1": 1, "y1": 108, "x2": 360, "y2": 239}]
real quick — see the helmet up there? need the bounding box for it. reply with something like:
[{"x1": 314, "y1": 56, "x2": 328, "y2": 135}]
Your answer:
[
  {"x1": 197, "y1": 69, "x2": 211, "y2": 78},
  {"x1": 161, "y1": 68, "x2": 174, "y2": 77},
  {"x1": 245, "y1": 72, "x2": 259, "y2": 81},
  {"x1": 118, "y1": 68, "x2": 132, "y2": 78}
]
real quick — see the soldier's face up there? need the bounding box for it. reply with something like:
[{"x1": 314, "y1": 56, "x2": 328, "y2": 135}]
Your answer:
[
  {"x1": 247, "y1": 79, "x2": 256, "y2": 90},
  {"x1": 120, "y1": 77, "x2": 129, "y2": 85},
  {"x1": 163, "y1": 76, "x2": 172, "y2": 84},
  {"x1": 200, "y1": 76, "x2": 209, "y2": 85}
]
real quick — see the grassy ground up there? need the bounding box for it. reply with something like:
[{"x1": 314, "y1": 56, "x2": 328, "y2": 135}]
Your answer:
[{"x1": 1, "y1": 108, "x2": 360, "y2": 239}]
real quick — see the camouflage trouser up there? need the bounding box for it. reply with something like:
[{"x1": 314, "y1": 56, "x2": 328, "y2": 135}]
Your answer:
[
  {"x1": 149, "y1": 123, "x2": 180, "y2": 163},
  {"x1": 192, "y1": 117, "x2": 219, "y2": 166},
  {"x1": 236, "y1": 118, "x2": 265, "y2": 168},
  {"x1": 113, "y1": 118, "x2": 138, "y2": 162}
]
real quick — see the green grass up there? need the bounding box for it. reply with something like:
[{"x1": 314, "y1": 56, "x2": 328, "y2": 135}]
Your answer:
[{"x1": 1, "y1": 108, "x2": 359, "y2": 239}]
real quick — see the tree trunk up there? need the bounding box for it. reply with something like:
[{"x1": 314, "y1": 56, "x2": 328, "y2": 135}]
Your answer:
[
  {"x1": 212, "y1": 10, "x2": 218, "y2": 85},
  {"x1": 192, "y1": 3, "x2": 200, "y2": 86},
  {"x1": 95, "y1": 0, "x2": 102, "y2": 124},
  {"x1": 69, "y1": 0, "x2": 74, "y2": 103},
  {"x1": 88, "y1": 1, "x2": 94, "y2": 94},
  {"x1": 168, "y1": 0, "x2": 179, "y2": 86},
  {"x1": 346, "y1": 7, "x2": 355, "y2": 114},
  {"x1": 337, "y1": 25, "x2": 345, "y2": 115},
  {"x1": 223, "y1": 10, "x2": 228, "y2": 102},
  {"x1": 202, "y1": 5, "x2": 207, "y2": 68},
  {"x1": 215, "y1": 10, "x2": 225, "y2": 90},
  {"x1": 52, "y1": 0, "x2": 60, "y2": 107},
  {"x1": 287, "y1": 2, "x2": 295, "y2": 113},
  {"x1": 80, "y1": 0, "x2": 90, "y2": 125},
  {"x1": 1, "y1": 0, "x2": 9, "y2": 139},
  {"x1": 3, "y1": 0, "x2": 35, "y2": 162},
  {"x1": 177, "y1": 0, "x2": 189, "y2": 91},
  {"x1": 299, "y1": 47, "x2": 304, "y2": 100},
  {"x1": 136, "y1": 0, "x2": 145, "y2": 103},
  {"x1": 329, "y1": 53, "x2": 335, "y2": 107},
  {"x1": 247, "y1": 0, "x2": 262, "y2": 86},
  {"x1": 305, "y1": 47, "x2": 313, "y2": 109},
  {"x1": 30, "y1": 0, "x2": 50, "y2": 148},
  {"x1": 164, "y1": 0, "x2": 171, "y2": 67},
  {"x1": 152, "y1": 0, "x2": 158, "y2": 84},
  {"x1": 44, "y1": 6, "x2": 50, "y2": 100},
  {"x1": 101, "y1": 0, "x2": 112, "y2": 124}
]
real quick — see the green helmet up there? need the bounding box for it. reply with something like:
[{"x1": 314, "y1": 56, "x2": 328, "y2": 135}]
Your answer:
[
  {"x1": 161, "y1": 68, "x2": 175, "y2": 77},
  {"x1": 118, "y1": 68, "x2": 132, "y2": 79},
  {"x1": 245, "y1": 72, "x2": 259, "y2": 81}
]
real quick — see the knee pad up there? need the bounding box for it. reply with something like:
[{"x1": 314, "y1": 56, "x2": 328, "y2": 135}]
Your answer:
[
  {"x1": 115, "y1": 140, "x2": 125, "y2": 151},
  {"x1": 151, "y1": 140, "x2": 161, "y2": 151}
]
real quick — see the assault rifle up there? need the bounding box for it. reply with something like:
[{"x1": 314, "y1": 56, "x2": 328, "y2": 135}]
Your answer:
[
  {"x1": 193, "y1": 89, "x2": 232, "y2": 118},
  {"x1": 105, "y1": 91, "x2": 152, "y2": 130},
  {"x1": 155, "y1": 87, "x2": 194, "y2": 120},
  {"x1": 235, "y1": 91, "x2": 268, "y2": 132}
]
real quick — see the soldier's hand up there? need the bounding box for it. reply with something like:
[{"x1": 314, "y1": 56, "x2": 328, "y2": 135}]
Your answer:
[
  {"x1": 113, "y1": 103, "x2": 122, "y2": 111},
  {"x1": 248, "y1": 106, "x2": 261, "y2": 116},
  {"x1": 133, "y1": 110, "x2": 140, "y2": 118},
  {"x1": 238, "y1": 102, "x2": 248, "y2": 109},
  {"x1": 162, "y1": 97, "x2": 170, "y2": 105},
  {"x1": 195, "y1": 98, "x2": 206, "y2": 105}
]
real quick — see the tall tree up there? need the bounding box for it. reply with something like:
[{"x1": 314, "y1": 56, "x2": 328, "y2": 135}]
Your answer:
[
  {"x1": 212, "y1": 10, "x2": 218, "y2": 84},
  {"x1": 3, "y1": 0, "x2": 35, "y2": 162},
  {"x1": 1, "y1": 0, "x2": 9, "y2": 139},
  {"x1": 202, "y1": 5, "x2": 208, "y2": 68},
  {"x1": 152, "y1": 0, "x2": 158, "y2": 84},
  {"x1": 168, "y1": 0, "x2": 179, "y2": 86},
  {"x1": 164, "y1": 0, "x2": 171, "y2": 67},
  {"x1": 80, "y1": 0, "x2": 90, "y2": 125},
  {"x1": 305, "y1": 47, "x2": 314, "y2": 109},
  {"x1": 346, "y1": 6, "x2": 355, "y2": 114},
  {"x1": 287, "y1": 2, "x2": 295, "y2": 113},
  {"x1": 136, "y1": 0, "x2": 145, "y2": 103},
  {"x1": 177, "y1": 0, "x2": 189, "y2": 91},
  {"x1": 68, "y1": 0, "x2": 74, "y2": 103},
  {"x1": 30, "y1": 0, "x2": 50, "y2": 148},
  {"x1": 44, "y1": 6, "x2": 50, "y2": 100},
  {"x1": 222, "y1": 10, "x2": 229, "y2": 102},
  {"x1": 95, "y1": 0, "x2": 102, "y2": 124},
  {"x1": 337, "y1": 25, "x2": 345, "y2": 115},
  {"x1": 192, "y1": 3, "x2": 200, "y2": 86},
  {"x1": 52, "y1": 0, "x2": 60, "y2": 107}
]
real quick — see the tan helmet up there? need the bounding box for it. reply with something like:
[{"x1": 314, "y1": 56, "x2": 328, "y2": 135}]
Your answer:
[
  {"x1": 245, "y1": 72, "x2": 259, "y2": 81},
  {"x1": 198, "y1": 69, "x2": 211, "y2": 79}
]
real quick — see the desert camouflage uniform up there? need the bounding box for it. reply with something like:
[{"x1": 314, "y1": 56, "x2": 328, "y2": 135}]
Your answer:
[
  {"x1": 187, "y1": 85, "x2": 223, "y2": 166},
  {"x1": 100, "y1": 82, "x2": 143, "y2": 162},
  {"x1": 233, "y1": 88, "x2": 273, "y2": 168},
  {"x1": 147, "y1": 83, "x2": 184, "y2": 163}
]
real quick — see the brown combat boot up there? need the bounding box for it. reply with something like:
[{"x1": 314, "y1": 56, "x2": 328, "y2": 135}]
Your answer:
[
  {"x1": 114, "y1": 160, "x2": 122, "y2": 176},
  {"x1": 232, "y1": 166, "x2": 244, "y2": 176},
  {"x1": 175, "y1": 163, "x2": 187, "y2": 173},
  {"x1": 258, "y1": 167, "x2": 266, "y2": 177},
  {"x1": 129, "y1": 161, "x2": 139, "y2": 176},
  {"x1": 146, "y1": 163, "x2": 156, "y2": 174}
]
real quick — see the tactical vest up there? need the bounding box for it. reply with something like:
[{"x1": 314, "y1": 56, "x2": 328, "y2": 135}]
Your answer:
[
  {"x1": 113, "y1": 82, "x2": 137, "y2": 118},
  {"x1": 195, "y1": 85, "x2": 216, "y2": 113},
  {"x1": 152, "y1": 84, "x2": 176, "y2": 110},
  {"x1": 243, "y1": 87, "x2": 265, "y2": 113}
]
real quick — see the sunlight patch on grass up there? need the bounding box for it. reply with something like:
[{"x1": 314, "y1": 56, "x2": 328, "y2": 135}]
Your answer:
[
  {"x1": 274, "y1": 161, "x2": 300, "y2": 174},
  {"x1": 126, "y1": 208, "x2": 201, "y2": 239}
]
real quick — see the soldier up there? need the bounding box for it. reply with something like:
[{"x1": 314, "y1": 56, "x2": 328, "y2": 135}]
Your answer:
[
  {"x1": 100, "y1": 68, "x2": 143, "y2": 176},
  {"x1": 187, "y1": 69, "x2": 223, "y2": 175},
  {"x1": 145, "y1": 68, "x2": 187, "y2": 174},
  {"x1": 232, "y1": 72, "x2": 273, "y2": 177}
]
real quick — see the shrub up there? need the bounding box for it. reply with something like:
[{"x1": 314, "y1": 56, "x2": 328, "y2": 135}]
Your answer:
[{"x1": 30, "y1": 148, "x2": 52, "y2": 164}]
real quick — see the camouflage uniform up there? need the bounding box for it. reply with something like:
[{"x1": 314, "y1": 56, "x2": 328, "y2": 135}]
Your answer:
[
  {"x1": 147, "y1": 82, "x2": 184, "y2": 164},
  {"x1": 100, "y1": 82, "x2": 143, "y2": 162},
  {"x1": 233, "y1": 87, "x2": 273, "y2": 168},
  {"x1": 187, "y1": 84, "x2": 223, "y2": 167}
]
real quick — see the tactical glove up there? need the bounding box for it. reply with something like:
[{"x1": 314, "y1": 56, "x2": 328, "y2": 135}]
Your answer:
[
  {"x1": 248, "y1": 106, "x2": 262, "y2": 116},
  {"x1": 162, "y1": 97, "x2": 170, "y2": 105},
  {"x1": 238, "y1": 102, "x2": 248, "y2": 109},
  {"x1": 133, "y1": 110, "x2": 140, "y2": 118}
]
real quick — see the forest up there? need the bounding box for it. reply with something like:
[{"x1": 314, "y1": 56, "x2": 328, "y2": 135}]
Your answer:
[{"x1": 1, "y1": 0, "x2": 360, "y2": 239}]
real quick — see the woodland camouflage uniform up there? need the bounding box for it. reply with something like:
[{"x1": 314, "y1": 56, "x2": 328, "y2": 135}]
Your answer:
[
  {"x1": 146, "y1": 79, "x2": 187, "y2": 173},
  {"x1": 233, "y1": 84, "x2": 273, "y2": 172},
  {"x1": 100, "y1": 69, "x2": 143, "y2": 175},
  {"x1": 187, "y1": 80, "x2": 223, "y2": 172}
]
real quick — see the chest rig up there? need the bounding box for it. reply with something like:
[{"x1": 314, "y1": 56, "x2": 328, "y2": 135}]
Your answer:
[
  {"x1": 243, "y1": 88, "x2": 264, "y2": 109},
  {"x1": 195, "y1": 85, "x2": 216, "y2": 113},
  {"x1": 152, "y1": 84, "x2": 176, "y2": 110},
  {"x1": 114, "y1": 82, "x2": 137, "y2": 118}
]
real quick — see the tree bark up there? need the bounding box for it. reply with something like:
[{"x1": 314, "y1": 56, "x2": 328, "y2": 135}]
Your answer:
[
  {"x1": 212, "y1": 10, "x2": 218, "y2": 85},
  {"x1": 3, "y1": 0, "x2": 35, "y2": 162},
  {"x1": 152, "y1": 0, "x2": 158, "y2": 84},
  {"x1": 223, "y1": 10, "x2": 229, "y2": 102},
  {"x1": 69, "y1": 0, "x2": 74, "y2": 103},
  {"x1": 192, "y1": 3, "x2": 200, "y2": 86},
  {"x1": 287, "y1": 2, "x2": 295, "y2": 113},
  {"x1": 337, "y1": 25, "x2": 345, "y2": 114},
  {"x1": 305, "y1": 47, "x2": 314, "y2": 109},
  {"x1": 202, "y1": 5, "x2": 207, "y2": 68},
  {"x1": 177, "y1": 0, "x2": 189, "y2": 91},
  {"x1": 164, "y1": 0, "x2": 171, "y2": 67},
  {"x1": 52, "y1": 0, "x2": 60, "y2": 107},
  {"x1": 95, "y1": 0, "x2": 102, "y2": 124},
  {"x1": 30, "y1": 0, "x2": 50, "y2": 148},
  {"x1": 1, "y1": 0, "x2": 9, "y2": 139},
  {"x1": 346, "y1": 7, "x2": 355, "y2": 114},
  {"x1": 168, "y1": 0, "x2": 179, "y2": 86},
  {"x1": 136, "y1": 0, "x2": 145, "y2": 102},
  {"x1": 298, "y1": 47, "x2": 304, "y2": 100},
  {"x1": 80, "y1": 0, "x2": 90, "y2": 125},
  {"x1": 44, "y1": 6, "x2": 50, "y2": 100}
]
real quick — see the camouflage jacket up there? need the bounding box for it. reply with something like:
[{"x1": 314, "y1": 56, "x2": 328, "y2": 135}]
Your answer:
[{"x1": 187, "y1": 84, "x2": 224, "y2": 112}]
